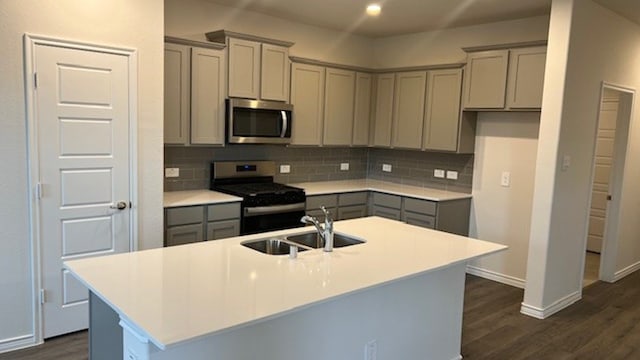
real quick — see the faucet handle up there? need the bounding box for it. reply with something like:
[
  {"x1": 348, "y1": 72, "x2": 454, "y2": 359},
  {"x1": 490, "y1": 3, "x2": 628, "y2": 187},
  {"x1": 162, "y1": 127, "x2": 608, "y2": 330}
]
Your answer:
[{"x1": 320, "y1": 206, "x2": 333, "y2": 224}]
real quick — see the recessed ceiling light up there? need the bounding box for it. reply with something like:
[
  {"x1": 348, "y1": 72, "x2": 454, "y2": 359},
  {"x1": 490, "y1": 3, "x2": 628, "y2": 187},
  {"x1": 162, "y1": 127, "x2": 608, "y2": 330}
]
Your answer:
[{"x1": 366, "y1": 4, "x2": 381, "y2": 17}]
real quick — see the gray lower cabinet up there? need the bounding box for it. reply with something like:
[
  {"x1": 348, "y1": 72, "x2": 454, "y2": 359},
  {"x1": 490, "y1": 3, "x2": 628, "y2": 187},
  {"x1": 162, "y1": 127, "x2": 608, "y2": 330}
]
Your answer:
[
  {"x1": 307, "y1": 192, "x2": 369, "y2": 221},
  {"x1": 164, "y1": 202, "x2": 240, "y2": 247},
  {"x1": 306, "y1": 194, "x2": 338, "y2": 221},
  {"x1": 371, "y1": 191, "x2": 470, "y2": 235}
]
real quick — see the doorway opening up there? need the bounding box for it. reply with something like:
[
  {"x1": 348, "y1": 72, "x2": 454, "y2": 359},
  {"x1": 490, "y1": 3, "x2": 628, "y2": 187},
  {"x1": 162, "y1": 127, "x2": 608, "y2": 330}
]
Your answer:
[{"x1": 583, "y1": 83, "x2": 634, "y2": 287}]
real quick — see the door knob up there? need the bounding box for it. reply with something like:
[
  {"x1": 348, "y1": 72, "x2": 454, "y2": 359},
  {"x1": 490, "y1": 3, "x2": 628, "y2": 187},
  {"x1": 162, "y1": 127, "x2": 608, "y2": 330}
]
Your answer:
[{"x1": 110, "y1": 201, "x2": 128, "y2": 210}]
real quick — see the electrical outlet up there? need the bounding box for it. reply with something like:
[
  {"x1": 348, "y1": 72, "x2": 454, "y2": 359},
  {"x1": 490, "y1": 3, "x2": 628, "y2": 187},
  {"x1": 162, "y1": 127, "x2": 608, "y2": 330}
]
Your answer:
[
  {"x1": 365, "y1": 340, "x2": 377, "y2": 360},
  {"x1": 165, "y1": 168, "x2": 179, "y2": 178},
  {"x1": 446, "y1": 170, "x2": 458, "y2": 180},
  {"x1": 501, "y1": 171, "x2": 511, "y2": 187},
  {"x1": 382, "y1": 164, "x2": 392, "y2": 172},
  {"x1": 280, "y1": 165, "x2": 291, "y2": 174},
  {"x1": 340, "y1": 162, "x2": 350, "y2": 171},
  {"x1": 434, "y1": 169, "x2": 445, "y2": 178}
]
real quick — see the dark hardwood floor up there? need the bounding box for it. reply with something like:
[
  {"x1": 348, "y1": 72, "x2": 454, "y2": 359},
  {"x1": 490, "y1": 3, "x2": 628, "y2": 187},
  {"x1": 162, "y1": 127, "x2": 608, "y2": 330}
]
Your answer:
[{"x1": 2, "y1": 270, "x2": 639, "y2": 360}]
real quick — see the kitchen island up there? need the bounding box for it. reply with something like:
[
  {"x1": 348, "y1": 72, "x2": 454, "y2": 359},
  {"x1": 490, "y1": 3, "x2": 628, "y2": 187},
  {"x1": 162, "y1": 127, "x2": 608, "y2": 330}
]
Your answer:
[{"x1": 65, "y1": 217, "x2": 506, "y2": 360}]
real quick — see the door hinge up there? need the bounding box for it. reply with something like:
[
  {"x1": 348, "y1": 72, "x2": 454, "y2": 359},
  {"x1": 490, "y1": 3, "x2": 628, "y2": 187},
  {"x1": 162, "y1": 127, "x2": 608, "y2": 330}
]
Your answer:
[
  {"x1": 35, "y1": 183, "x2": 43, "y2": 200},
  {"x1": 40, "y1": 289, "x2": 46, "y2": 304},
  {"x1": 34, "y1": 72, "x2": 38, "y2": 89}
]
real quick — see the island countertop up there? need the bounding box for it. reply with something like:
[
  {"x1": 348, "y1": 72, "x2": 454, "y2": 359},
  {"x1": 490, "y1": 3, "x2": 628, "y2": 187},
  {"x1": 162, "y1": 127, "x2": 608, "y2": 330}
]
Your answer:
[{"x1": 64, "y1": 217, "x2": 505, "y2": 351}]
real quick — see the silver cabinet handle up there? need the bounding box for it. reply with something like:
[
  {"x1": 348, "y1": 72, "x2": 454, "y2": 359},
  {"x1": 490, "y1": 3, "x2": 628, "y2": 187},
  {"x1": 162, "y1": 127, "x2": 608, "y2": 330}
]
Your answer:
[{"x1": 110, "y1": 201, "x2": 128, "y2": 210}]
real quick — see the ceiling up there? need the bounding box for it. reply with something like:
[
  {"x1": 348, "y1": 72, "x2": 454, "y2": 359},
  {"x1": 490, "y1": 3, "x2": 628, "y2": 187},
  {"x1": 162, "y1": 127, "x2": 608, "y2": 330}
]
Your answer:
[
  {"x1": 593, "y1": 0, "x2": 640, "y2": 26},
  {"x1": 206, "y1": 0, "x2": 553, "y2": 38}
]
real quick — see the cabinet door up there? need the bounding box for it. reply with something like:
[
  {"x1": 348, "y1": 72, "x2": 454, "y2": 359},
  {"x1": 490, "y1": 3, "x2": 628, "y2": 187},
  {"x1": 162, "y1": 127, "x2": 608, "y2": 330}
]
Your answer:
[
  {"x1": 338, "y1": 205, "x2": 368, "y2": 220},
  {"x1": 164, "y1": 43, "x2": 189, "y2": 145},
  {"x1": 506, "y1": 46, "x2": 546, "y2": 109},
  {"x1": 190, "y1": 47, "x2": 226, "y2": 145},
  {"x1": 261, "y1": 44, "x2": 289, "y2": 101},
  {"x1": 463, "y1": 50, "x2": 509, "y2": 109},
  {"x1": 291, "y1": 63, "x2": 325, "y2": 145},
  {"x1": 423, "y1": 69, "x2": 463, "y2": 152},
  {"x1": 323, "y1": 68, "x2": 356, "y2": 146},
  {"x1": 228, "y1": 38, "x2": 260, "y2": 99},
  {"x1": 404, "y1": 212, "x2": 436, "y2": 229},
  {"x1": 392, "y1": 71, "x2": 427, "y2": 149},
  {"x1": 372, "y1": 73, "x2": 395, "y2": 147},
  {"x1": 207, "y1": 220, "x2": 240, "y2": 240},
  {"x1": 352, "y1": 73, "x2": 372, "y2": 146},
  {"x1": 166, "y1": 224, "x2": 203, "y2": 247}
]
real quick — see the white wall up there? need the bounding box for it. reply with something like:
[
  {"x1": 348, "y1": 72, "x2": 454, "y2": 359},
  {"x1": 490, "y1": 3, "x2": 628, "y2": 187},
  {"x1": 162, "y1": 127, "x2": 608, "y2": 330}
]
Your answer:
[
  {"x1": 523, "y1": 0, "x2": 640, "y2": 317},
  {"x1": 372, "y1": 16, "x2": 550, "y2": 68},
  {"x1": 468, "y1": 113, "x2": 540, "y2": 287},
  {"x1": 0, "y1": 0, "x2": 164, "y2": 350},
  {"x1": 164, "y1": 0, "x2": 375, "y2": 68}
]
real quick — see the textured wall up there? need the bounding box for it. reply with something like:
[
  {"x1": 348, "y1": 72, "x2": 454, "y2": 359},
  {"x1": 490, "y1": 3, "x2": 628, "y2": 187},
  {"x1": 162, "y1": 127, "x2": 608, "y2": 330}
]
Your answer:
[{"x1": 164, "y1": 146, "x2": 473, "y2": 193}]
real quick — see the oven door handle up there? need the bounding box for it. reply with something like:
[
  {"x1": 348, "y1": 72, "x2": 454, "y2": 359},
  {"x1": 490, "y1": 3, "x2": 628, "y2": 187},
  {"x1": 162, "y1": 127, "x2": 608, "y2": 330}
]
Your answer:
[{"x1": 244, "y1": 202, "x2": 305, "y2": 217}]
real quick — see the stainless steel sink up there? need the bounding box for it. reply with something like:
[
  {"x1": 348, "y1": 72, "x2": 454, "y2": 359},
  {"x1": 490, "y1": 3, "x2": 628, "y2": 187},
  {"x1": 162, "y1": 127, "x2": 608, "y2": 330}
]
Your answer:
[
  {"x1": 285, "y1": 231, "x2": 365, "y2": 249},
  {"x1": 241, "y1": 238, "x2": 309, "y2": 255}
]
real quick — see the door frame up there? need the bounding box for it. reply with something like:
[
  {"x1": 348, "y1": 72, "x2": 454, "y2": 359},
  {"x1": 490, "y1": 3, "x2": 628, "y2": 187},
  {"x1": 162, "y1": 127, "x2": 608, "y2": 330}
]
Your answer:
[
  {"x1": 580, "y1": 81, "x2": 635, "y2": 285},
  {"x1": 23, "y1": 34, "x2": 138, "y2": 345}
]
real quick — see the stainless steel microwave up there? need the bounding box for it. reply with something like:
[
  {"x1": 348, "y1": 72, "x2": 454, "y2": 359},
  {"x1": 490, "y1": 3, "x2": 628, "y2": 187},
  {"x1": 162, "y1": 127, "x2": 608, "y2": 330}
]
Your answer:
[{"x1": 227, "y1": 98, "x2": 293, "y2": 144}]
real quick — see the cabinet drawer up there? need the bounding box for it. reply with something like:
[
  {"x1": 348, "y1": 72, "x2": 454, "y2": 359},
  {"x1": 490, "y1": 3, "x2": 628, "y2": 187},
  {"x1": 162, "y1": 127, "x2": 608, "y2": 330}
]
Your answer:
[
  {"x1": 404, "y1": 212, "x2": 436, "y2": 229},
  {"x1": 372, "y1": 205, "x2": 401, "y2": 221},
  {"x1": 306, "y1": 194, "x2": 338, "y2": 210},
  {"x1": 338, "y1": 192, "x2": 368, "y2": 206},
  {"x1": 372, "y1": 192, "x2": 401, "y2": 209},
  {"x1": 207, "y1": 202, "x2": 241, "y2": 221},
  {"x1": 338, "y1": 204, "x2": 368, "y2": 220},
  {"x1": 165, "y1": 224, "x2": 204, "y2": 247},
  {"x1": 166, "y1": 206, "x2": 205, "y2": 226},
  {"x1": 207, "y1": 219, "x2": 240, "y2": 240},
  {"x1": 403, "y1": 198, "x2": 437, "y2": 216}
]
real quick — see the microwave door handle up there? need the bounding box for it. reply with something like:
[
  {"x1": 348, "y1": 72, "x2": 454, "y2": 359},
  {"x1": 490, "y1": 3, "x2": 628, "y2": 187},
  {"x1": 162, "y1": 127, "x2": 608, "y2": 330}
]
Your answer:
[{"x1": 280, "y1": 111, "x2": 288, "y2": 138}]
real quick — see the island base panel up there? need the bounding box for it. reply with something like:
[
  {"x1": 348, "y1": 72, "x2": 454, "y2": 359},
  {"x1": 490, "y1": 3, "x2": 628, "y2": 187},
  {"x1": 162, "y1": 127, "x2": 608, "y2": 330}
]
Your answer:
[
  {"x1": 113, "y1": 263, "x2": 466, "y2": 360},
  {"x1": 89, "y1": 292, "x2": 122, "y2": 359}
]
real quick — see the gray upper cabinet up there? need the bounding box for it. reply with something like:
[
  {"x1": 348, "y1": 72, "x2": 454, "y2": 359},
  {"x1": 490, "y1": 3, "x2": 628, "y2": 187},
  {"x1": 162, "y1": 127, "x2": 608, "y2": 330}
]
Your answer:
[
  {"x1": 323, "y1": 68, "x2": 356, "y2": 146},
  {"x1": 164, "y1": 43, "x2": 189, "y2": 145},
  {"x1": 260, "y1": 43, "x2": 290, "y2": 101},
  {"x1": 423, "y1": 69, "x2": 463, "y2": 152},
  {"x1": 462, "y1": 49, "x2": 510, "y2": 109},
  {"x1": 463, "y1": 45, "x2": 546, "y2": 111},
  {"x1": 506, "y1": 46, "x2": 547, "y2": 109},
  {"x1": 164, "y1": 40, "x2": 226, "y2": 146},
  {"x1": 392, "y1": 71, "x2": 427, "y2": 149},
  {"x1": 352, "y1": 73, "x2": 372, "y2": 146},
  {"x1": 227, "y1": 38, "x2": 260, "y2": 99},
  {"x1": 291, "y1": 63, "x2": 325, "y2": 145},
  {"x1": 372, "y1": 73, "x2": 395, "y2": 147},
  {"x1": 190, "y1": 47, "x2": 226, "y2": 145}
]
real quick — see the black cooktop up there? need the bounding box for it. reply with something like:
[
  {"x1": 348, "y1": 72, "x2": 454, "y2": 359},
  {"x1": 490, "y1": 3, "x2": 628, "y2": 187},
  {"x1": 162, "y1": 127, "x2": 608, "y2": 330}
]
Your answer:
[{"x1": 215, "y1": 182, "x2": 303, "y2": 197}]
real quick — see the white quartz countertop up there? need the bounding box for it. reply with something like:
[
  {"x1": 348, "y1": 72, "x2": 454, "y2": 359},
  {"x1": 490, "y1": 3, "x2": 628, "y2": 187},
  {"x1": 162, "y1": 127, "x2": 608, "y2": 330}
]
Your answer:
[
  {"x1": 163, "y1": 190, "x2": 242, "y2": 208},
  {"x1": 64, "y1": 217, "x2": 505, "y2": 350},
  {"x1": 291, "y1": 179, "x2": 471, "y2": 201},
  {"x1": 163, "y1": 180, "x2": 471, "y2": 208}
]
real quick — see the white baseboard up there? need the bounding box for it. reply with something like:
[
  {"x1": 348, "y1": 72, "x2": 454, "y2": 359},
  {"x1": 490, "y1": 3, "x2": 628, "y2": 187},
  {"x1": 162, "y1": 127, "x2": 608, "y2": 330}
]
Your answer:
[
  {"x1": 613, "y1": 260, "x2": 640, "y2": 282},
  {"x1": 0, "y1": 334, "x2": 39, "y2": 354},
  {"x1": 466, "y1": 265, "x2": 526, "y2": 289},
  {"x1": 520, "y1": 290, "x2": 581, "y2": 319}
]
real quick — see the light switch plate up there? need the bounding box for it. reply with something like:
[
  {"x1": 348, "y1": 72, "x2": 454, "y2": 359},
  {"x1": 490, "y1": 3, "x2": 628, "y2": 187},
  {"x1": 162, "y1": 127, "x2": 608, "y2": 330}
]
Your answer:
[
  {"x1": 280, "y1": 165, "x2": 291, "y2": 174},
  {"x1": 562, "y1": 155, "x2": 571, "y2": 171},
  {"x1": 446, "y1": 170, "x2": 458, "y2": 180},
  {"x1": 165, "y1": 168, "x2": 179, "y2": 178},
  {"x1": 434, "y1": 169, "x2": 445, "y2": 178},
  {"x1": 340, "y1": 162, "x2": 350, "y2": 171},
  {"x1": 382, "y1": 164, "x2": 392, "y2": 172},
  {"x1": 501, "y1": 171, "x2": 511, "y2": 187}
]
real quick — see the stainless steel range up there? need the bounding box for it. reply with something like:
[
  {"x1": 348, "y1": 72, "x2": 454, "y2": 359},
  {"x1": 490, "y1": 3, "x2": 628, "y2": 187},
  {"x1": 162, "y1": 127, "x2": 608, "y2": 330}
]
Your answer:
[{"x1": 210, "y1": 161, "x2": 306, "y2": 235}]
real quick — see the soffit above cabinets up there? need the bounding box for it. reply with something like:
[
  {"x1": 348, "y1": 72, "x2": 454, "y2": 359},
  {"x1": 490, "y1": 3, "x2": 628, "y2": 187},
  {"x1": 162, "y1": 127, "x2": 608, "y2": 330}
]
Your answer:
[{"x1": 204, "y1": 0, "x2": 551, "y2": 38}]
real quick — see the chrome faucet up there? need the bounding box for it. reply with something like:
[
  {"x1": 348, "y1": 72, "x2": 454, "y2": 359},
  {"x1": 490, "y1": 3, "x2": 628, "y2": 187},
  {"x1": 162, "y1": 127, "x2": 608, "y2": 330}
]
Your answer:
[{"x1": 300, "y1": 206, "x2": 334, "y2": 252}]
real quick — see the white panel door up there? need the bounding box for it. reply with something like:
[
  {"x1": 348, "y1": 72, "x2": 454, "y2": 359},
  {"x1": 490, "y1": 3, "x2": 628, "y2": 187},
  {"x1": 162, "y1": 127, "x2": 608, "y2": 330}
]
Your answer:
[
  {"x1": 587, "y1": 99, "x2": 618, "y2": 253},
  {"x1": 34, "y1": 44, "x2": 132, "y2": 338}
]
